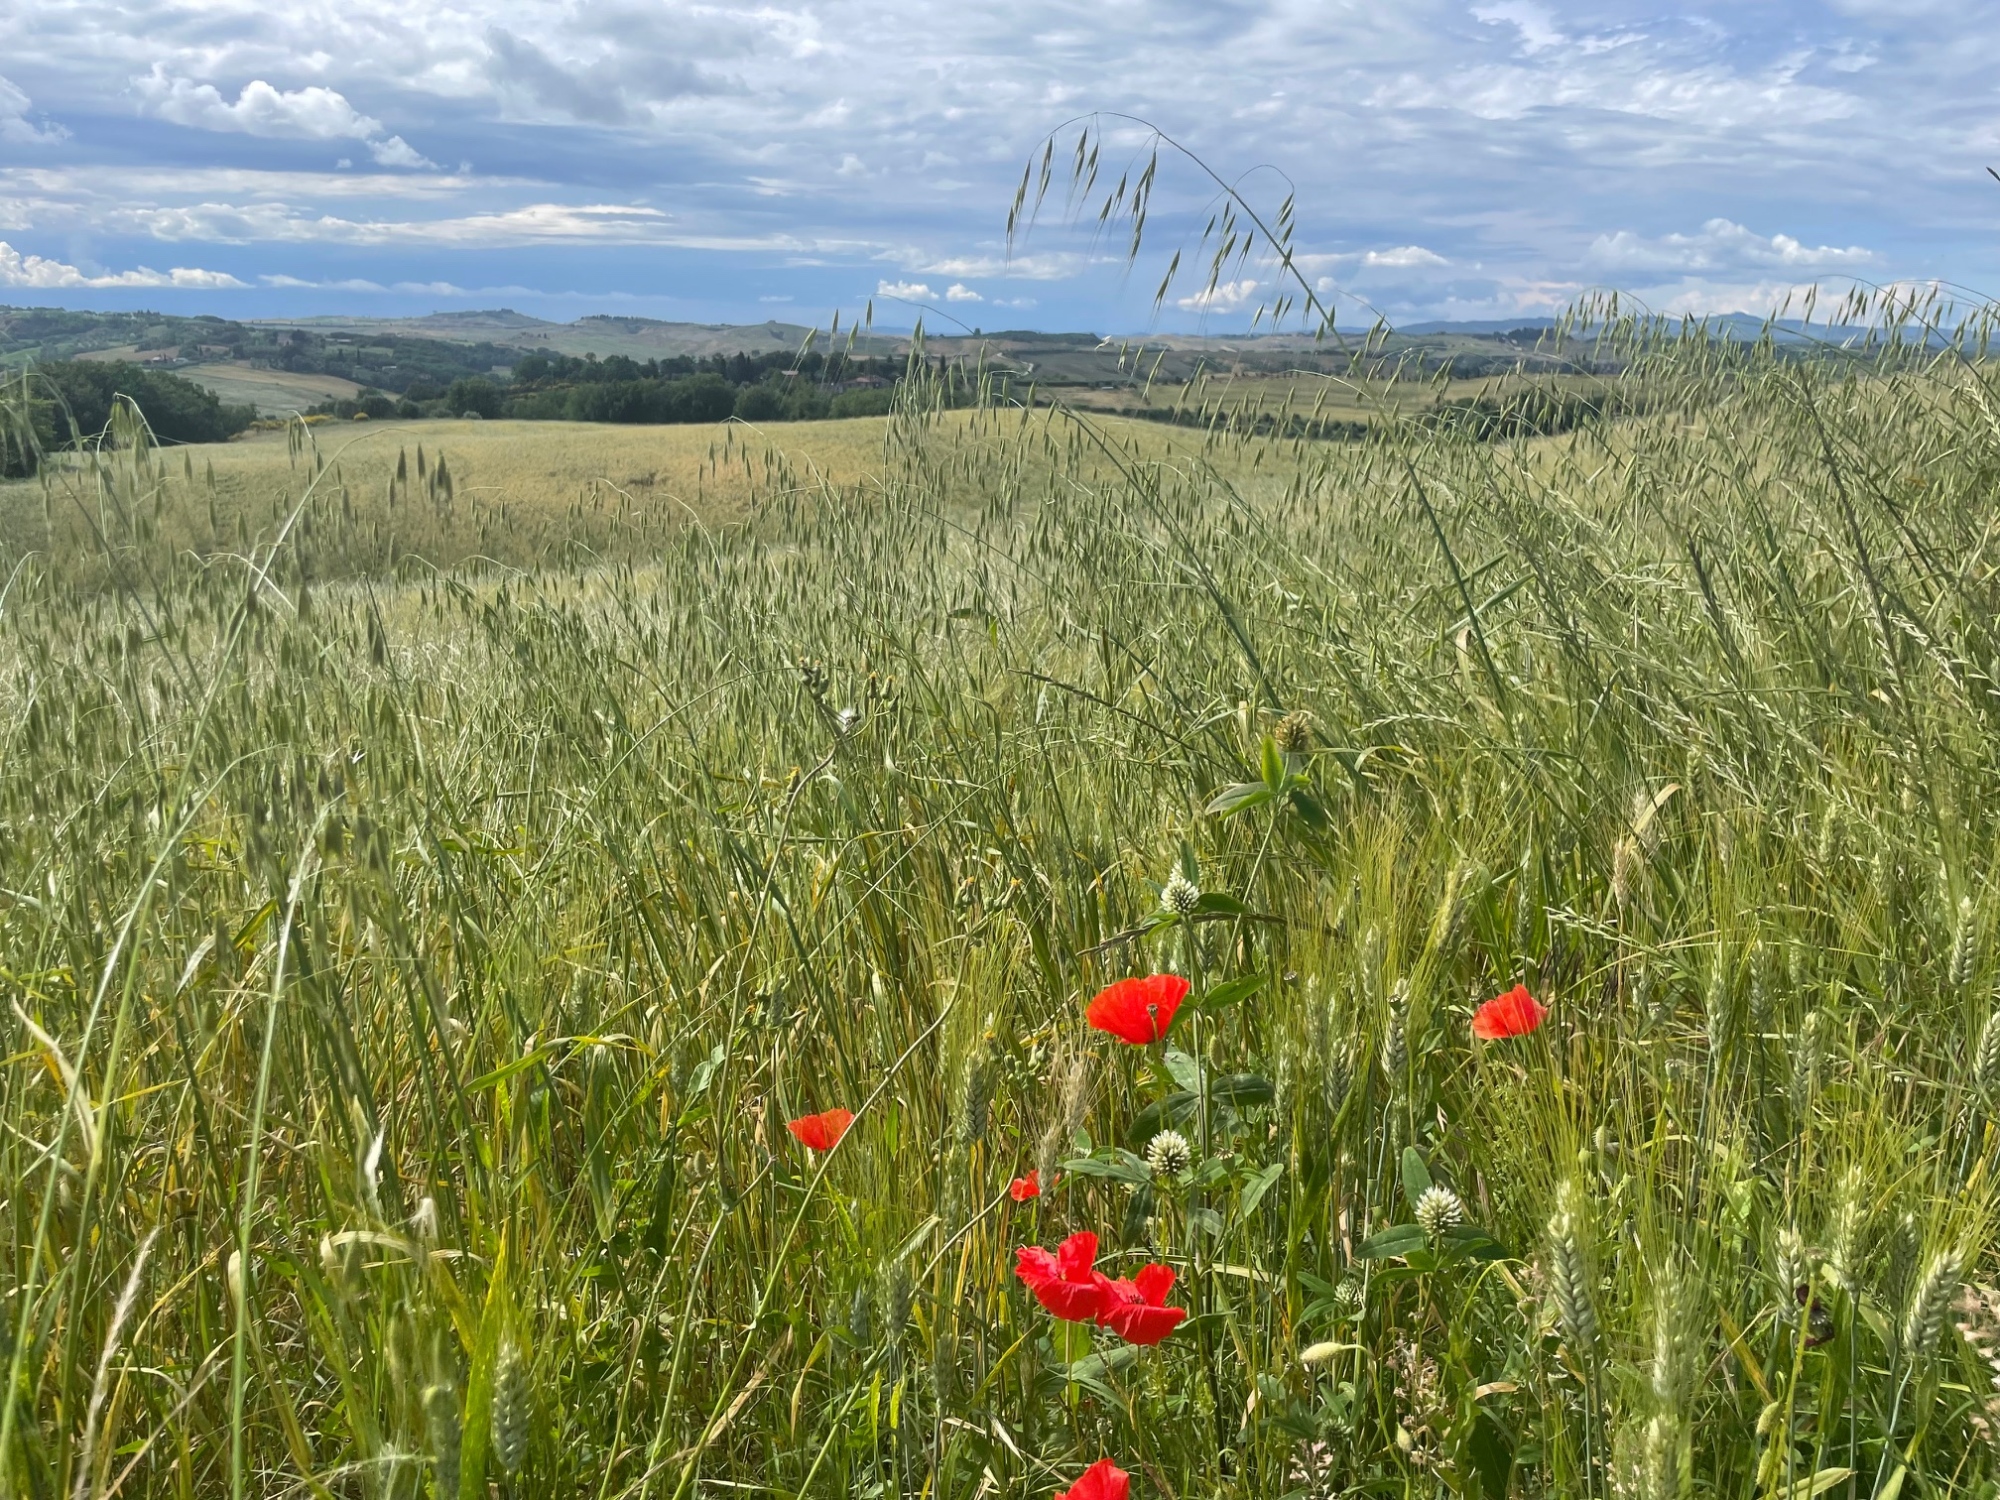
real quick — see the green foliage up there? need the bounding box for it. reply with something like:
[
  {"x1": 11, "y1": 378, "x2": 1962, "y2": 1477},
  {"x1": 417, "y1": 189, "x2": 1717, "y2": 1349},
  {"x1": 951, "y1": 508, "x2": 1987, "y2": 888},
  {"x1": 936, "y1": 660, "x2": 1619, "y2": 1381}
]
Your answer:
[
  {"x1": 443, "y1": 375, "x2": 503, "y2": 420},
  {"x1": 0, "y1": 316, "x2": 1998, "y2": 1500},
  {"x1": 6, "y1": 359, "x2": 255, "y2": 467}
]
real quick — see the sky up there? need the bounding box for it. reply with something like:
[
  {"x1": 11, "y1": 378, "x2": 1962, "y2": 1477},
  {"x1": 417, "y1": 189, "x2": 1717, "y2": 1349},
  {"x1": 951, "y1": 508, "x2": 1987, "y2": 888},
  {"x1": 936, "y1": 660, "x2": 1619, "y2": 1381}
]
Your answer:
[{"x1": 1, "y1": 0, "x2": 1996, "y2": 334}]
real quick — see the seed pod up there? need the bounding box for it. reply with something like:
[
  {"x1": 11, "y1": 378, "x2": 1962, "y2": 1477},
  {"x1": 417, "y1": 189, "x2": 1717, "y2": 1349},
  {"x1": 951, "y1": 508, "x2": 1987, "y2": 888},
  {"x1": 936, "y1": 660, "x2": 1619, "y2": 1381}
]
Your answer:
[
  {"x1": 878, "y1": 1261, "x2": 913, "y2": 1346},
  {"x1": 490, "y1": 1338, "x2": 529, "y2": 1479},
  {"x1": 1545, "y1": 1180, "x2": 1598, "y2": 1355},
  {"x1": 424, "y1": 1385, "x2": 461, "y2": 1499},
  {"x1": 1974, "y1": 1009, "x2": 2000, "y2": 1100},
  {"x1": 1381, "y1": 979, "x2": 1409, "y2": 1092},
  {"x1": 1826, "y1": 1166, "x2": 1866, "y2": 1293},
  {"x1": 954, "y1": 1051, "x2": 995, "y2": 1148},
  {"x1": 1790, "y1": 1009, "x2": 1825, "y2": 1109},
  {"x1": 1904, "y1": 1249, "x2": 1963, "y2": 1363},
  {"x1": 1773, "y1": 1227, "x2": 1809, "y2": 1326}
]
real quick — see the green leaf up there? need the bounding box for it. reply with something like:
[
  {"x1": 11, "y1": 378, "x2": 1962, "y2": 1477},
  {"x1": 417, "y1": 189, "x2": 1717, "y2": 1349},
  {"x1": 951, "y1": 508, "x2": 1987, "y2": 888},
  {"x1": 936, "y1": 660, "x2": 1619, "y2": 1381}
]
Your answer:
[
  {"x1": 1781, "y1": 1470, "x2": 1856, "y2": 1500},
  {"x1": 1163, "y1": 1048, "x2": 1203, "y2": 1093},
  {"x1": 1200, "y1": 973, "x2": 1266, "y2": 1012},
  {"x1": 1126, "y1": 1091, "x2": 1200, "y2": 1146},
  {"x1": 1355, "y1": 1223, "x2": 1428, "y2": 1260},
  {"x1": 458, "y1": 1233, "x2": 510, "y2": 1500},
  {"x1": 1059, "y1": 1151, "x2": 1151, "y2": 1186},
  {"x1": 1191, "y1": 891, "x2": 1254, "y2": 917},
  {"x1": 1205, "y1": 781, "x2": 1272, "y2": 818},
  {"x1": 1260, "y1": 734, "x2": 1287, "y2": 794},
  {"x1": 1187, "y1": 1207, "x2": 1225, "y2": 1239},
  {"x1": 1239, "y1": 1161, "x2": 1285, "y2": 1220},
  {"x1": 1469, "y1": 1411, "x2": 1515, "y2": 1500},
  {"x1": 1210, "y1": 1074, "x2": 1275, "y2": 1107},
  {"x1": 1400, "y1": 1147, "x2": 1433, "y2": 1212},
  {"x1": 1438, "y1": 1225, "x2": 1510, "y2": 1262},
  {"x1": 1049, "y1": 1320, "x2": 1094, "y2": 1365}
]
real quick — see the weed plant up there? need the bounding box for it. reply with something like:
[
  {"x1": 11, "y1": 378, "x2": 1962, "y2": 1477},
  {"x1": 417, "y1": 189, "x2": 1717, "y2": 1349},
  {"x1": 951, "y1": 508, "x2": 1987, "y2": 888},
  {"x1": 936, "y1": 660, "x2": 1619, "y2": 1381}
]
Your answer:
[{"x1": 0, "y1": 308, "x2": 1997, "y2": 1500}]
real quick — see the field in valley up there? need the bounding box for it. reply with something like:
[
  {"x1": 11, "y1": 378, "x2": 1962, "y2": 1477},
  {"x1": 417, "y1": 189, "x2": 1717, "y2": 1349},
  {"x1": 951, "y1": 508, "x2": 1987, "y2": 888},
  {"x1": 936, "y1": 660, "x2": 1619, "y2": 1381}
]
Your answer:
[{"x1": 0, "y1": 329, "x2": 1998, "y2": 1500}]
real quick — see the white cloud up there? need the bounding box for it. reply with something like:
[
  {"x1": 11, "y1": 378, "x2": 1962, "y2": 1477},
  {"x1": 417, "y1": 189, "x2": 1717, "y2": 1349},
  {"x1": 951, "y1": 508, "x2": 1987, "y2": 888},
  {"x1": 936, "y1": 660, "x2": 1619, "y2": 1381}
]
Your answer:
[
  {"x1": 1472, "y1": 2, "x2": 1565, "y2": 55},
  {"x1": 1362, "y1": 245, "x2": 1449, "y2": 269},
  {"x1": 920, "y1": 253, "x2": 1085, "y2": 282},
  {"x1": 1176, "y1": 278, "x2": 1260, "y2": 312},
  {"x1": 0, "y1": 75, "x2": 64, "y2": 145},
  {"x1": 945, "y1": 283, "x2": 982, "y2": 302},
  {"x1": 135, "y1": 66, "x2": 434, "y2": 169},
  {"x1": 1588, "y1": 219, "x2": 1877, "y2": 273},
  {"x1": 369, "y1": 136, "x2": 435, "y2": 169},
  {"x1": 137, "y1": 67, "x2": 382, "y2": 140},
  {"x1": 877, "y1": 279, "x2": 934, "y2": 300},
  {"x1": 0, "y1": 240, "x2": 244, "y2": 289},
  {"x1": 836, "y1": 154, "x2": 866, "y2": 177}
]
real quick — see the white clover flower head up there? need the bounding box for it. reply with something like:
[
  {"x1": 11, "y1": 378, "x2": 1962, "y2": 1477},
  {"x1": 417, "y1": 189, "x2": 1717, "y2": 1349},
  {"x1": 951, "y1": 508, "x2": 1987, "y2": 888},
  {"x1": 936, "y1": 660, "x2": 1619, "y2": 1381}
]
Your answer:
[
  {"x1": 1145, "y1": 1128, "x2": 1193, "y2": 1177},
  {"x1": 1162, "y1": 870, "x2": 1201, "y2": 919},
  {"x1": 1415, "y1": 1185, "x2": 1465, "y2": 1242}
]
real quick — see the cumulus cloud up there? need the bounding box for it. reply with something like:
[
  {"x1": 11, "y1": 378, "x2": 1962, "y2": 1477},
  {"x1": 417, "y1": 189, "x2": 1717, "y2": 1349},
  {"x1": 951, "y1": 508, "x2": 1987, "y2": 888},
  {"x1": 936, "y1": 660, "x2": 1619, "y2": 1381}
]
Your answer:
[
  {"x1": 944, "y1": 283, "x2": 981, "y2": 302},
  {"x1": 0, "y1": 76, "x2": 64, "y2": 145},
  {"x1": 877, "y1": 279, "x2": 934, "y2": 300},
  {"x1": 135, "y1": 67, "x2": 433, "y2": 168},
  {"x1": 0, "y1": 239, "x2": 243, "y2": 289},
  {"x1": 1588, "y1": 219, "x2": 1877, "y2": 273},
  {"x1": 1176, "y1": 278, "x2": 1260, "y2": 312},
  {"x1": 1361, "y1": 246, "x2": 1449, "y2": 269}
]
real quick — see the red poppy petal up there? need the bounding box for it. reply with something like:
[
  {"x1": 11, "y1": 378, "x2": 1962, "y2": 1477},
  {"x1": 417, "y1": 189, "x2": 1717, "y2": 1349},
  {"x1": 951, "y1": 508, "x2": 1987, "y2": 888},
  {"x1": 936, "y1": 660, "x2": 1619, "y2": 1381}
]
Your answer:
[
  {"x1": 1056, "y1": 1458, "x2": 1131, "y2": 1500},
  {"x1": 1086, "y1": 974, "x2": 1190, "y2": 1045},
  {"x1": 1472, "y1": 984, "x2": 1546, "y2": 1040},
  {"x1": 785, "y1": 1108, "x2": 854, "y2": 1150},
  {"x1": 1033, "y1": 1276, "x2": 1110, "y2": 1322},
  {"x1": 1055, "y1": 1230, "x2": 1098, "y2": 1280},
  {"x1": 1102, "y1": 1301, "x2": 1186, "y2": 1345},
  {"x1": 1092, "y1": 1277, "x2": 1138, "y2": 1321},
  {"x1": 1014, "y1": 1246, "x2": 1058, "y2": 1290},
  {"x1": 1009, "y1": 1173, "x2": 1041, "y2": 1202},
  {"x1": 1133, "y1": 1262, "x2": 1176, "y2": 1307}
]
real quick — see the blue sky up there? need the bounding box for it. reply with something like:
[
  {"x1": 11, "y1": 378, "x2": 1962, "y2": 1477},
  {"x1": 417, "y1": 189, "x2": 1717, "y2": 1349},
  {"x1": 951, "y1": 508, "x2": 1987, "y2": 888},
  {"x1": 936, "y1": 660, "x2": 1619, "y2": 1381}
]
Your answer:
[{"x1": 1, "y1": 0, "x2": 1995, "y2": 333}]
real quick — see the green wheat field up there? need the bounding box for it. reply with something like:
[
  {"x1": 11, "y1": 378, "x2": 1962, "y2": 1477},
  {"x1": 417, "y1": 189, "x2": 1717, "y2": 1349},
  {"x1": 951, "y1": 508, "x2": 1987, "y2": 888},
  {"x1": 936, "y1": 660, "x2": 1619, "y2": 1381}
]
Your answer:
[{"x1": 1, "y1": 313, "x2": 1999, "y2": 1500}]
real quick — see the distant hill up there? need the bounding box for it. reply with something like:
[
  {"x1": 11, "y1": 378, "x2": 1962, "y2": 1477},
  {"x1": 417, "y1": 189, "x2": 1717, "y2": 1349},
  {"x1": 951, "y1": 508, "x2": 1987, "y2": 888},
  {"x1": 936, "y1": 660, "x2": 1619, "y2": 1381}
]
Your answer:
[{"x1": 245, "y1": 310, "x2": 901, "y2": 361}]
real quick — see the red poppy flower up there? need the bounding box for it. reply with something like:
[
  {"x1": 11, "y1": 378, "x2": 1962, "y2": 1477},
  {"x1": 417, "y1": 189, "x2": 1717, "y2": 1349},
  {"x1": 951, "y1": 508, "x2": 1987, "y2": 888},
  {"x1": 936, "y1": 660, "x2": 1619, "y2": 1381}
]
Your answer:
[
  {"x1": 1056, "y1": 1458, "x2": 1130, "y2": 1500},
  {"x1": 1015, "y1": 1231, "x2": 1112, "y2": 1322},
  {"x1": 1009, "y1": 1172, "x2": 1042, "y2": 1202},
  {"x1": 1097, "y1": 1261, "x2": 1186, "y2": 1345},
  {"x1": 785, "y1": 1108, "x2": 855, "y2": 1151},
  {"x1": 1086, "y1": 974, "x2": 1190, "y2": 1045},
  {"x1": 1472, "y1": 984, "x2": 1547, "y2": 1041}
]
